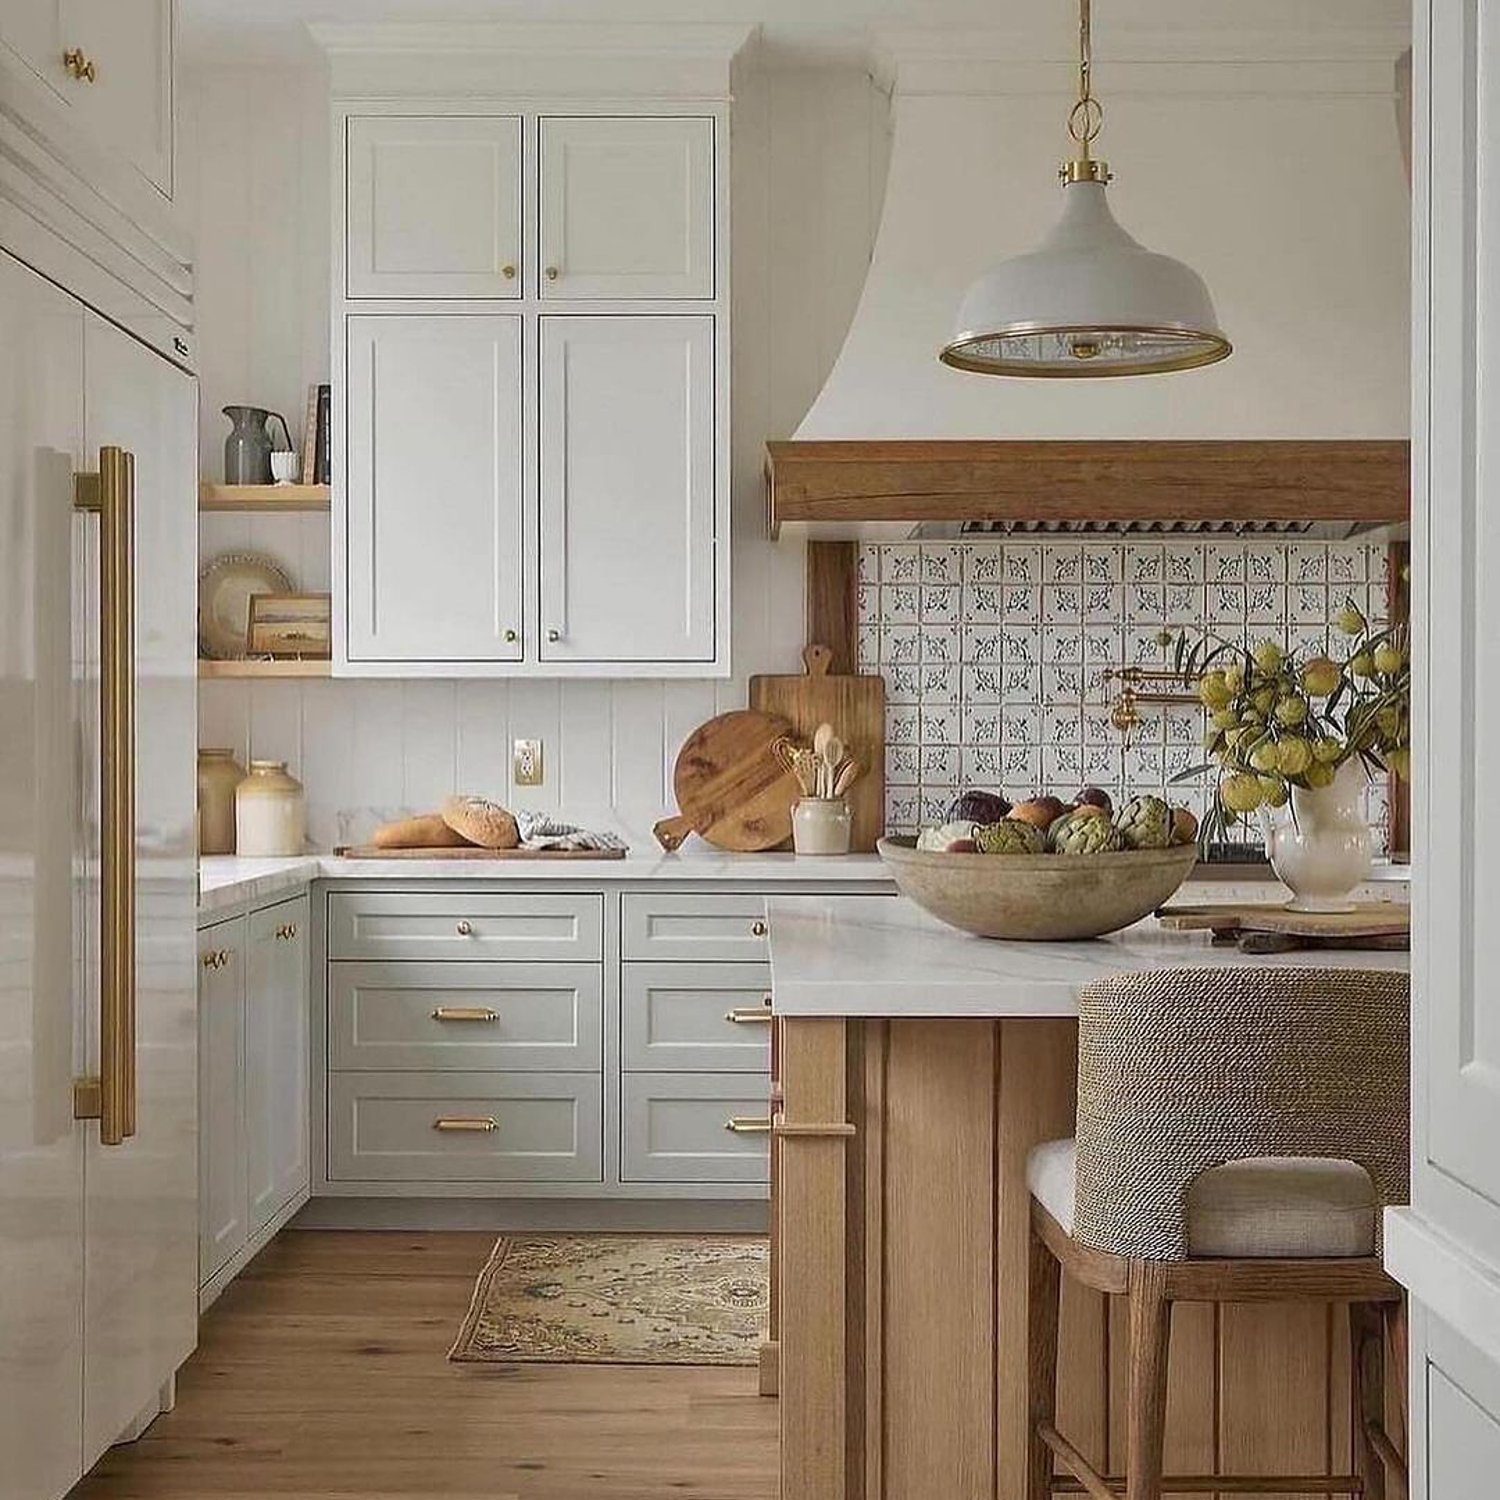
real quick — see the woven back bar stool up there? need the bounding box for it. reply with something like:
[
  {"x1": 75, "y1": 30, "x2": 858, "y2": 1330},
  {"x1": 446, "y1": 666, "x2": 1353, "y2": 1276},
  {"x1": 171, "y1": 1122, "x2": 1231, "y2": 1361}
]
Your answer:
[{"x1": 1025, "y1": 967, "x2": 1410, "y2": 1500}]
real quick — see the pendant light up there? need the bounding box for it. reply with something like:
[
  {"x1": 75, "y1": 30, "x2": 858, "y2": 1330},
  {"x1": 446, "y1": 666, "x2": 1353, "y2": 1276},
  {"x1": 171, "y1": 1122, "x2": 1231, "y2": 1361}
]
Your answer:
[{"x1": 939, "y1": 0, "x2": 1230, "y2": 378}]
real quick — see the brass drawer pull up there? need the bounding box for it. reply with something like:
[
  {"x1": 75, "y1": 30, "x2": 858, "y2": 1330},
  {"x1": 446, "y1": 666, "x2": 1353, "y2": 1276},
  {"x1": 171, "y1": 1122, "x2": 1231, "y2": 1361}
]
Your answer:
[
  {"x1": 63, "y1": 48, "x2": 97, "y2": 82},
  {"x1": 455, "y1": 920, "x2": 473, "y2": 936},
  {"x1": 275, "y1": 923, "x2": 298, "y2": 941},
  {"x1": 431, "y1": 1007, "x2": 499, "y2": 1023},
  {"x1": 773, "y1": 1121, "x2": 858, "y2": 1139},
  {"x1": 750, "y1": 919, "x2": 768, "y2": 937},
  {"x1": 201, "y1": 948, "x2": 231, "y2": 971},
  {"x1": 725, "y1": 1116, "x2": 772, "y2": 1134},
  {"x1": 433, "y1": 1116, "x2": 497, "y2": 1133},
  {"x1": 725, "y1": 1006, "x2": 773, "y2": 1025}
]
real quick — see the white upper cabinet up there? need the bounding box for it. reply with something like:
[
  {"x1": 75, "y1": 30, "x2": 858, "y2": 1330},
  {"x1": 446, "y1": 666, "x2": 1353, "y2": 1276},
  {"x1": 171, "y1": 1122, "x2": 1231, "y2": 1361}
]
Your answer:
[
  {"x1": 332, "y1": 100, "x2": 729, "y2": 677},
  {"x1": 1, "y1": 0, "x2": 67, "y2": 99},
  {"x1": 344, "y1": 314, "x2": 525, "y2": 665},
  {"x1": 2, "y1": 0, "x2": 173, "y2": 195},
  {"x1": 61, "y1": 0, "x2": 173, "y2": 194},
  {"x1": 346, "y1": 116, "x2": 521, "y2": 298},
  {"x1": 539, "y1": 116, "x2": 714, "y2": 300},
  {"x1": 540, "y1": 315, "x2": 716, "y2": 664}
]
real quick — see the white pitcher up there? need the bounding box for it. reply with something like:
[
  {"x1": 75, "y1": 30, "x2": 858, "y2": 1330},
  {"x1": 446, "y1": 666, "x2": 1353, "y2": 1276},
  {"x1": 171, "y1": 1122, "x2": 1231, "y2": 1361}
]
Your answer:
[{"x1": 1264, "y1": 758, "x2": 1374, "y2": 913}]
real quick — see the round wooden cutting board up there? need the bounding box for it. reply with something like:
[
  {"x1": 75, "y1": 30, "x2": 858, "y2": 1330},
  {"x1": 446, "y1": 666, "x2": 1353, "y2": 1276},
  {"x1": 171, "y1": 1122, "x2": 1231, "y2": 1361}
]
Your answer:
[{"x1": 653, "y1": 708, "x2": 801, "y2": 852}]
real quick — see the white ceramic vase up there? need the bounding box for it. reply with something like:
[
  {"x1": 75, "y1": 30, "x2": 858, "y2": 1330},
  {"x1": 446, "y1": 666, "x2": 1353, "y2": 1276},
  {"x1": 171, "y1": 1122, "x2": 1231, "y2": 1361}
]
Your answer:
[{"x1": 1265, "y1": 759, "x2": 1373, "y2": 913}]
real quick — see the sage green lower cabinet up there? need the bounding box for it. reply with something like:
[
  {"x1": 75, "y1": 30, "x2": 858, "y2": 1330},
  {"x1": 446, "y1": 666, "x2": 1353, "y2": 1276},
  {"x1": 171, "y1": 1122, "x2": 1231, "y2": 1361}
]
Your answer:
[
  {"x1": 197, "y1": 893, "x2": 311, "y2": 1308},
  {"x1": 620, "y1": 962, "x2": 771, "y2": 1073},
  {"x1": 327, "y1": 1073, "x2": 604, "y2": 1183},
  {"x1": 620, "y1": 1074, "x2": 772, "y2": 1185},
  {"x1": 328, "y1": 961, "x2": 603, "y2": 1072}
]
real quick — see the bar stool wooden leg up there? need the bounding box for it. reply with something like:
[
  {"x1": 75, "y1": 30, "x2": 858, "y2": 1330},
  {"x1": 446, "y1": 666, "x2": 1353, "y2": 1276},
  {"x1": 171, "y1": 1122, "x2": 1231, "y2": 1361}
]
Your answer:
[
  {"x1": 1026, "y1": 1217, "x2": 1062, "y2": 1500},
  {"x1": 1351, "y1": 1300, "x2": 1389, "y2": 1500},
  {"x1": 1125, "y1": 1261, "x2": 1171, "y2": 1500}
]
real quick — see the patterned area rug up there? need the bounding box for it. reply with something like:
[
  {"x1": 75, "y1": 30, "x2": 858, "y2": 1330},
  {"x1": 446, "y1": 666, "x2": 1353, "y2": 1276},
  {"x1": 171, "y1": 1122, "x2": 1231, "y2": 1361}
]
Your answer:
[{"x1": 447, "y1": 1234, "x2": 769, "y2": 1366}]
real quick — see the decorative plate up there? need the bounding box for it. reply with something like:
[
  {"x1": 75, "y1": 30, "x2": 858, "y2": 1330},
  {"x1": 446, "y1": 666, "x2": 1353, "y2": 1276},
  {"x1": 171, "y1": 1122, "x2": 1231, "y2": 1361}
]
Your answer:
[{"x1": 198, "y1": 551, "x2": 295, "y2": 660}]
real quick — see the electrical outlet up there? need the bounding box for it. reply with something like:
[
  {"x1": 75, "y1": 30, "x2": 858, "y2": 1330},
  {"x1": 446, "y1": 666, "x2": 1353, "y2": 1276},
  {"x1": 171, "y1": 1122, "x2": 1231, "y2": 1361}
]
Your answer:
[{"x1": 513, "y1": 738, "x2": 544, "y2": 787}]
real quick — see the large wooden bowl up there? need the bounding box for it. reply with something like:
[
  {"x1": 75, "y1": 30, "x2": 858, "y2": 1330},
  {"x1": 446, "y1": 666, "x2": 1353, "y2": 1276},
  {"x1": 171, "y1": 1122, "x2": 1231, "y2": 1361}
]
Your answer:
[{"x1": 877, "y1": 835, "x2": 1199, "y2": 941}]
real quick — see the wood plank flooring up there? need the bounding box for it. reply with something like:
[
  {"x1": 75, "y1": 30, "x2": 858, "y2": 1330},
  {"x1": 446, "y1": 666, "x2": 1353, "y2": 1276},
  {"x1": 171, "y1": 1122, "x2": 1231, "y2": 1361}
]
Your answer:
[{"x1": 71, "y1": 1231, "x2": 779, "y2": 1500}]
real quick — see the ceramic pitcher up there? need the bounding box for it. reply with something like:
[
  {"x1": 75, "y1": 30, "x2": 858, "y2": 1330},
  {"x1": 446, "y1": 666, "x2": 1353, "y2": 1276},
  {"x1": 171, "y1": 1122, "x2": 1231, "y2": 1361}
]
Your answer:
[
  {"x1": 1264, "y1": 758, "x2": 1374, "y2": 912},
  {"x1": 222, "y1": 405, "x2": 292, "y2": 485}
]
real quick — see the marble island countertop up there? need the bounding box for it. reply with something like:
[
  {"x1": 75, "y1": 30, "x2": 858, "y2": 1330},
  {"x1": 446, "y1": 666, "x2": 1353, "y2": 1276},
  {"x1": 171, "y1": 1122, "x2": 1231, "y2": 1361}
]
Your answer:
[
  {"x1": 197, "y1": 847, "x2": 1408, "y2": 916},
  {"x1": 766, "y1": 893, "x2": 1410, "y2": 1018}
]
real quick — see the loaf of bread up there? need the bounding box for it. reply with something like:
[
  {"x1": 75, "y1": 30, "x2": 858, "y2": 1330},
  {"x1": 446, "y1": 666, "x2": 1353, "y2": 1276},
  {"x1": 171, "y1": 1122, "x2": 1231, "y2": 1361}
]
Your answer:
[
  {"x1": 371, "y1": 813, "x2": 473, "y2": 850},
  {"x1": 441, "y1": 795, "x2": 520, "y2": 850}
]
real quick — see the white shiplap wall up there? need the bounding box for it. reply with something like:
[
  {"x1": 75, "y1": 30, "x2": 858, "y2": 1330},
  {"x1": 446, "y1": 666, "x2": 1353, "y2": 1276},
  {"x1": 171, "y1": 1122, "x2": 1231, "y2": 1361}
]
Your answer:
[{"x1": 183, "y1": 57, "x2": 890, "y2": 847}]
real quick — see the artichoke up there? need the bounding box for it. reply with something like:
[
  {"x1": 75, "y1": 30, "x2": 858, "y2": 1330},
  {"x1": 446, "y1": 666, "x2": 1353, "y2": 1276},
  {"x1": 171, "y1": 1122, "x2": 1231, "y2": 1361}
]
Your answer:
[
  {"x1": 1050, "y1": 808, "x2": 1126, "y2": 855},
  {"x1": 1112, "y1": 794, "x2": 1173, "y2": 850},
  {"x1": 975, "y1": 818, "x2": 1047, "y2": 856}
]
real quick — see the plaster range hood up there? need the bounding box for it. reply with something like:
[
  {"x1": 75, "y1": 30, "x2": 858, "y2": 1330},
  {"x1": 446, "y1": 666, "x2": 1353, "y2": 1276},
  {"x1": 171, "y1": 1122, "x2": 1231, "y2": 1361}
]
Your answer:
[{"x1": 769, "y1": 9, "x2": 1412, "y2": 543}]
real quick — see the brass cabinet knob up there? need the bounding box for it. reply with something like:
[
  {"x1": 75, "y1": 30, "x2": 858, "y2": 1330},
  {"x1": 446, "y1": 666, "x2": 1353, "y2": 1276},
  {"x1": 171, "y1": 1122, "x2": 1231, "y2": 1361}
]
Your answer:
[
  {"x1": 455, "y1": 920, "x2": 473, "y2": 936},
  {"x1": 547, "y1": 628, "x2": 561, "y2": 643},
  {"x1": 501, "y1": 264, "x2": 516, "y2": 279},
  {"x1": 750, "y1": 919, "x2": 768, "y2": 937},
  {"x1": 545, "y1": 266, "x2": 560, "y2": 281},
  {"x1": 504, "y1": 628, "x2": 518, "y2": 643},
  {"x1": 63, "y1": 48, "x2": 97, "y2": 82}
]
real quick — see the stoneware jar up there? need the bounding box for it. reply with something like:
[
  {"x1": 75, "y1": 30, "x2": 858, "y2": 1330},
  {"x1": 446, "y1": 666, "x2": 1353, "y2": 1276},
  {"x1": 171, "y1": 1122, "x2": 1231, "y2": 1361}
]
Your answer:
[
  {"x1": 1265, "y1": 758, "x2": 1374, "y2": 912},
  {"x1": 197, "y1": 748, "x2": 245, "y2": 855},
  {"x1": 235, "y1": 760, "x2": 306, "y2": 857},
  {"x1": 792, "y1": 797, "x2": 852, "y2": 856}
]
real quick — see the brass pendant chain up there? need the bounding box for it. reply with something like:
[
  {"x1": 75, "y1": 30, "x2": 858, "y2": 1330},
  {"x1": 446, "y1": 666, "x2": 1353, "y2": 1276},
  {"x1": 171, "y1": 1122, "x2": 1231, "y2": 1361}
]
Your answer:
[{"x1": 1063, "y1": 0, "x2": 1109, "y2": 182}]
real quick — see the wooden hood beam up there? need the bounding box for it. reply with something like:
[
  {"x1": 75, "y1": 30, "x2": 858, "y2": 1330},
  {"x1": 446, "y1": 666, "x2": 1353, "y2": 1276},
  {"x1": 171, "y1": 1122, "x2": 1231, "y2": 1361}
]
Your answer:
[{"x1": 766, "y1": 440, "x2": 1410, "y2": 531}]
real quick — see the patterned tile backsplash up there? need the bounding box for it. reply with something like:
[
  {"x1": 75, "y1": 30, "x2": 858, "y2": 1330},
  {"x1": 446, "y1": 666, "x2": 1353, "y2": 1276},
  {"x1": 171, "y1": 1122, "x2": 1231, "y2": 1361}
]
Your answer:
[{"x1": 856, "y1": 540, "x2": 1392, "y2": 851}]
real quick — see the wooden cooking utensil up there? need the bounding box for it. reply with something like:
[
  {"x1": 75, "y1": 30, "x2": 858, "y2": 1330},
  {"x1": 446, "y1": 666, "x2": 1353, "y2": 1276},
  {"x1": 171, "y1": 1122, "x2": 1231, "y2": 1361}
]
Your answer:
[
  {"x1": 750, "y1": 643, "x2": 886, "y2": 851},
  {"x1": 653, "y1": 708, "x2": 802, "y2": 852}
]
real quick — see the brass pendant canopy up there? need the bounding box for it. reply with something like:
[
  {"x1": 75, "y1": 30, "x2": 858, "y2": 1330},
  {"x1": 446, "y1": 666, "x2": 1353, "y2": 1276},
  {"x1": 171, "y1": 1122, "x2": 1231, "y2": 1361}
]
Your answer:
[{"x1": 940, "y1": 0, "x2": 1230, "y2": 378}]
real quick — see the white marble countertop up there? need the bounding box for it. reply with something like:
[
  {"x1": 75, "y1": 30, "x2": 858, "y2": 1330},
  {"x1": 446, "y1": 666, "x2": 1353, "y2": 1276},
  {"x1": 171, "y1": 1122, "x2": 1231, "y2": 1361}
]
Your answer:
[
  {"x1": 766, "y1": 894, "x2": 1410, "y2": 1018},
  {"x1": 197, "y1": 846, "x2": 895, "y2": 914}
]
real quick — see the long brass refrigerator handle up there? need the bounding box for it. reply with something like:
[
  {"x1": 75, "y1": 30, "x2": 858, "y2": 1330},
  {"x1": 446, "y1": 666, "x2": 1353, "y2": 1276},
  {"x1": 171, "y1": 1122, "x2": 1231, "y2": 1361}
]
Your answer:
[{"x1": 72, "y1": 447, "x2": 136, "y2": 1146}]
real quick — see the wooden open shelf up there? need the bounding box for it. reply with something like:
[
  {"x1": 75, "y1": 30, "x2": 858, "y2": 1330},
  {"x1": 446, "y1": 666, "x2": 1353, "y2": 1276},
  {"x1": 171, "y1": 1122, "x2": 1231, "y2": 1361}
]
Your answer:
[
  {"x1": 198, "y1": 659, "x2": 331, "y2": 679},
  {"x1": 199, "y1": 483, "x2": 330, "y2": 513}
]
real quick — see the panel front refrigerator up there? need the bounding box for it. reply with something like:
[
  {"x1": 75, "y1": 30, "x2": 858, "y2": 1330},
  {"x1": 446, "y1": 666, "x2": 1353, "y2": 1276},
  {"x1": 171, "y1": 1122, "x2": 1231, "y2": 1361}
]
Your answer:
[{"x1": 0, "y1": 248, "x2": 198, "y2": 1499}]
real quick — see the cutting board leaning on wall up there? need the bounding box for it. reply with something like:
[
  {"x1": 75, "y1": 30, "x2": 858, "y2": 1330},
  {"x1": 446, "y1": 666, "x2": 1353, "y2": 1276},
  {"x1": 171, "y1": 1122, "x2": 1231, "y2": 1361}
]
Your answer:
[{"x1": 750, "y1": 644, "x2": 886, "y2": 852}]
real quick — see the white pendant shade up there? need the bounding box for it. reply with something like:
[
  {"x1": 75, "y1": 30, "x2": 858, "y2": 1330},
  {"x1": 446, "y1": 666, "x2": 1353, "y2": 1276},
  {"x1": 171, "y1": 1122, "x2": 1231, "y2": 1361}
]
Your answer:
[{"x1": 940, "y1": 179, "x2": 1231, "y2": 377}]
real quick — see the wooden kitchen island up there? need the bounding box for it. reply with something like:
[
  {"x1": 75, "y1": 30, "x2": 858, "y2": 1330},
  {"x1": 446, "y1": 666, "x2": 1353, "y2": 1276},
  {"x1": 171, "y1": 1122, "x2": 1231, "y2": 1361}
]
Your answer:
[{"x1": 764, "y1": 895, "x2": 1409, "y2": 1500}]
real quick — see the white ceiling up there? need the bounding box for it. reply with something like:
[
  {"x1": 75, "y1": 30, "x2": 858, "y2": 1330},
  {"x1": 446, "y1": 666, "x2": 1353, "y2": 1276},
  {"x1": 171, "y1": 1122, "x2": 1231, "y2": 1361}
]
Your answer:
[{"x1": 178, "y1": 0, "x2": 1411, "y2": 68}]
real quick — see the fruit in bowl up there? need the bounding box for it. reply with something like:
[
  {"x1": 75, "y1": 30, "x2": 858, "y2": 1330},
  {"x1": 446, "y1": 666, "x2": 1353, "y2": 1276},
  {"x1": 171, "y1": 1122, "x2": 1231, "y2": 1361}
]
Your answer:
[{"x1": 882, "y1": 785, "x2": 1202, "y2": 940}]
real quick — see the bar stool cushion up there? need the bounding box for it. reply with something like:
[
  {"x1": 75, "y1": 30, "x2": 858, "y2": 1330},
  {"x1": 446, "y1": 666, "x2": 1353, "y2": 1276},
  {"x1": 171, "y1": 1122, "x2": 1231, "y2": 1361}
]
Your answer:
[{"x1": 1027, "y1": 1138, "x2": 1378, "y2": 1258}]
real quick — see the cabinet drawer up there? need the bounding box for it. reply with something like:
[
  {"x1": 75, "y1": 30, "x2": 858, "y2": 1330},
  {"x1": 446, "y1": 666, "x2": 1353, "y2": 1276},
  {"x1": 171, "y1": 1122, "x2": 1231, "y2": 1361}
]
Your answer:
[
  {"x1": 327, "y1": 1073, "x2": 602, "y2": 1183},
  {"x1": 621, "y1": 893, "x2": 769, "y2": 962},
  {"x1": 327, "y1": 892, "x2": 602, "y2": 961},
  {"x1": 621, "y1": 963, "x2": 771, "y2": 1073},
  {"x1": 621, "y1": 1074, "x2": 770, "y2": 1184},
  {"x1": 329, "y1": 962, "x2": 602, "y2": 1071}
]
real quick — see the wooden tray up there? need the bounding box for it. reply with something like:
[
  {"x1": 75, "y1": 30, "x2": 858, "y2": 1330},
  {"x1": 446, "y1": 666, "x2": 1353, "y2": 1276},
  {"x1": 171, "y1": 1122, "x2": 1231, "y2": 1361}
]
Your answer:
[
  {"x1": 333, "y1": 845, "x2": 627, "y2": 861},
  {"x1": 1157, "y1": 901, "x2": 1409, "y2": 953}
]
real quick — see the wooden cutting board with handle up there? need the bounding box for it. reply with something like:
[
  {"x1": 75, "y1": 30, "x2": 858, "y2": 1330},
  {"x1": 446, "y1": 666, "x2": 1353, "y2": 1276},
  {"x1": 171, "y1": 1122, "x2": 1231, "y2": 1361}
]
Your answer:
[
  {"x1": 750, "y1": 643, "x2": 886, "y2": 851},
  {"x1": 653, "y1": 708, "x2": 802, "y2": 852},
  {"x1": 1157, "y1": 902, "x2": 1410, "y2": 952}
]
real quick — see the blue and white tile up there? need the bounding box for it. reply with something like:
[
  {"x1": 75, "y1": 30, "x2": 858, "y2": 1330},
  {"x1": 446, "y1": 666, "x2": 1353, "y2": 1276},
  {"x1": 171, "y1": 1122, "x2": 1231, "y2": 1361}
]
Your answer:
[
  {"x1": 964, "y1": 546, "x2": 1004, "y2": 585},
  {"x1": 1000, "y1": 582, "x2": 1041, "y2": 623},
  {"x1": 1000, "y1": 743, "x2": 1042, "y2": 787},
  {"x1": 880, "y1": 544, "x2": 920, "y2": 585},
  {"x1": 960, "y1": 744, "x2": 1007, "y2": 784},
  {"x1": 920, "y1": 791, "x2": 958, "y2": 825},
  {"x1": 1123, "y1": 625, "x2": 1174, "y2": 666},
  {"x1": 1001, "y1": 625, "x2": 1042, "y2": 666},
  {"x1": 1000, "y1": 663, "x2": 1042, "y2": 703},
  {"x1": 1080, "y1": 741, "x2": 1122, "y2": 784},
  {"x1": 1243, "y1": 545, "x2": 1285, "y2": 588},
  {"x1": 1042, "y1": 584, "x2": 1083, "y2": 623},
  {"x1": 1289, "y1": 583, "x2": 1329, "y2": 623},
  {"x1": 961, "y1": 663, "x2": 1005, "y2": 704},
  {"x1": 1044, "y1": 544, "x2": 1084, "y2": 584},
  {"x1": 1206, "y1": 583, "x2": 1246, "y2": 625},
  {"x1": 879, "y1": 624, "x2": 921, "y2": 667},
  {"x1": 921, "y1": 584, "x2": 961, "y2": 624},
  {"x1": 962, "y1": 623, "x2": 1003, "y2": 663},
  {"x1": 879, "y1": 582, "x2": 920, "y2": 624},
  {"x1": 1043, "y1": 663, "x2": 1087, "y2": 703},
  {"x1": 1163, "y1": 582, "x2": 1202, "y2": 622},
  {"x1": 885, "y1": 663, "x2": 923, "y2": 704},
  {"x1": 1044, "y1": 628, "x2": 1085, "y2": 664},
  {"x1": 920, "y1": 624, "x2": 961, "y2": 663},
  {"x1": 886, "y1": 743, "x2": 920, "y2": 786},
  {"x1": 920, "y1": 705, "x2": 960, "y2": 745},
  {"x1": 1287, "y1": 544, "x2": 1328, "y2": 585},
  {"x1": 918, "y1": 663, "x2": 959, "y2": 702},
  {"x1": 856, "y1": 624, "x2": 881, "y2": 672},
  {"x1": 857, "y1": 583, "x2": 877, "y2": 623},
  {"x1": 1083, "y1": 548, "x2": 1123, "y2": 583},
  {"x1": 1163, "y1": 546, "x2": 1203, "y2": 585},
  {"x1": 1000, "y1": 704, "x2": 1042, "y2": 744},
  {"x1": 1327, "y1": 543, "x2": 1366, "y2": 588},
  {"x1": 920, "y1": 744, "x2": 960, "y2": 784},
  {"x1": 886, "y1": 792, "x2": 922, "y2": 832},
  {"x1": 1245, "y1": 581, "x2": 1284, "y2": 626},
  {"x1": 964, "y1": 582, "x2": 1004, "y2": 623},
  {"x1": 920, "y1": 545, "x2": 962, "y2": 586},
  {"x1": 886, "y1": 704, "x2": 921, "y2": 746},
  {"x1": 1125, "y1": 582, "x2": 1167, "y2": 623},
  {"x1": 1042, "y1": 743, "x2": 1085, "y2": 788},
  {"x1": 1082, "y1": 582, "x2": 1124, "y2": 621},
  {"x1": 857, "y1": 545, "x2": 879, "y2": 586},
  {"x1": 1205, "y1": 544, "x2": 1246, "y2": 585},
  {"x1": 1002, "y1": 545, "x2": 1042, "y2": 585},
  {"x1": 962, "y1": 705, "x2": 1004, "y2": 745},
  {"x1": 1124, "y1": 544, "x2": 1165, "y2": 584}
]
